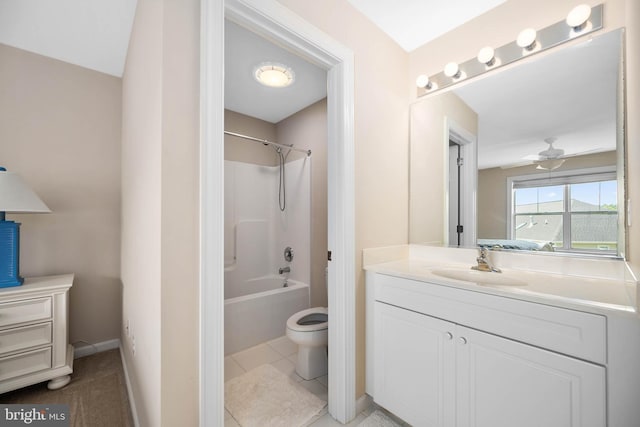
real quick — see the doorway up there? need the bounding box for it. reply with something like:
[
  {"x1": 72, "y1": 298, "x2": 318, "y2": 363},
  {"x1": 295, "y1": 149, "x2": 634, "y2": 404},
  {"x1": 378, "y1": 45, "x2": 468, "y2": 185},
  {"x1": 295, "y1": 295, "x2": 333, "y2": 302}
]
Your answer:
[
  {"x1": 200, "y1": 0, "x2": 356, "y2": 425},
  {"x1": 444, "y1": 120, "x2": 477, "y2": 247}
]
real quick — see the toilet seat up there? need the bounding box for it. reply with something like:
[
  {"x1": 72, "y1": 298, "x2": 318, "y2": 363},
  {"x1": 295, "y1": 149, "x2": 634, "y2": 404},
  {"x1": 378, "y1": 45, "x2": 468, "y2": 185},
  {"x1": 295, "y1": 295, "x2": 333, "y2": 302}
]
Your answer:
[{"x1": 286, "y1": 307, "x2": 328, "y2": 332}]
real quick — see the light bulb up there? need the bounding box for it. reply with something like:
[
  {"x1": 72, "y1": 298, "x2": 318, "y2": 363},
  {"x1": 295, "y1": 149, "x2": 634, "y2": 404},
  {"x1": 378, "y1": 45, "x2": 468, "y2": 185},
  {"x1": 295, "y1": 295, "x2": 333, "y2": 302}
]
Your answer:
[
  {"x1": 416, "y1": 74, "x2": 432, "y2": 89},
  {"x1": 444, "y1": 62, "x2": 461, "y2": 79},
  {"x1": 517, "y1": 28, "x2": 537, "y2": 50},
  {"x1": 566, "y1": 4, "x2": 591, "y2": 31},
  {"x1": 477, "y1": 47, "x2": 496, "y2": 66}
]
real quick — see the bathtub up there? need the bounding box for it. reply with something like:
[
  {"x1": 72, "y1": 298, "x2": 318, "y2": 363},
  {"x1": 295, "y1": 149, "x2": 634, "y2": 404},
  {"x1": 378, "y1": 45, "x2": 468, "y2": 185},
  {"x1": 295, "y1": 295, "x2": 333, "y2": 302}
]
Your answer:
[{"x1": 224, "y1": 275, "x2": 309, "y2": 355}]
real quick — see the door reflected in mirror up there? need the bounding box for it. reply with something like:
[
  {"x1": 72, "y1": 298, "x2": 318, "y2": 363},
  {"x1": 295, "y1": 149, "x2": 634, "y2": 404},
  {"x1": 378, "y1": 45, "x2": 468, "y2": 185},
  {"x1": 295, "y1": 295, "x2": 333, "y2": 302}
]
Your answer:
[{"x1": 409, "y1": 29, "x2": 625, "y2": 258}]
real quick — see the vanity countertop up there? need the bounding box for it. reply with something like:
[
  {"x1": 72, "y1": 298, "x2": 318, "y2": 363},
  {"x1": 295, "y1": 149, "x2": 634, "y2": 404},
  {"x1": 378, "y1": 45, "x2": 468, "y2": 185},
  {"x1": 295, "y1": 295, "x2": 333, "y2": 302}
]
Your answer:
[{"x1": 365, "y1": 258, "x2": 638, "y2": 315}]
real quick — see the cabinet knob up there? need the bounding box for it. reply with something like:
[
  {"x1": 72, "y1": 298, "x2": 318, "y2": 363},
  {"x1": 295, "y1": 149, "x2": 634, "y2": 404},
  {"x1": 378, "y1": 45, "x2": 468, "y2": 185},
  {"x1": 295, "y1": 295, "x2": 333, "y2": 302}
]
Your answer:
[
  {"x1": 445, "y1": 332, "x2": 453, "y2": 340},
  {"x1": 459, "y1": 337, "x2": 467, "y2": 345}
]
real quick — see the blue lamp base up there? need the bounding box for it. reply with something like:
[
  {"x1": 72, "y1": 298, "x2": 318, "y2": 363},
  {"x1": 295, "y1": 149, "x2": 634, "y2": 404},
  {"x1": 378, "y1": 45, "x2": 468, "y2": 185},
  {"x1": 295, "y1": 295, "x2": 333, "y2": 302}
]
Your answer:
[{"x1": 0, "y1": 220, "x2": 23, "y2": 288}]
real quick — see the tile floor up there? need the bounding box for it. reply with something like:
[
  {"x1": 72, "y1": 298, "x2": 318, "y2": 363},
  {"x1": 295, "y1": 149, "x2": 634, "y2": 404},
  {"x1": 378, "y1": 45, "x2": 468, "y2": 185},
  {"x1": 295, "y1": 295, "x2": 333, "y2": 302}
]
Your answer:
[{"x1": 224, "y1": 335, "x2": 378, "y2": 426}]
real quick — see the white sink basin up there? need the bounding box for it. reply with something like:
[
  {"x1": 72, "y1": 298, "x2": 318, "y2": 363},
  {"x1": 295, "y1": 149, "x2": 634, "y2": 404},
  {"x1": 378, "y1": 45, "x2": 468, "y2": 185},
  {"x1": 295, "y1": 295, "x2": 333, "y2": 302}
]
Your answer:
[{"x1": 431, "y1": 268, "x2": 528, "y2": 287}]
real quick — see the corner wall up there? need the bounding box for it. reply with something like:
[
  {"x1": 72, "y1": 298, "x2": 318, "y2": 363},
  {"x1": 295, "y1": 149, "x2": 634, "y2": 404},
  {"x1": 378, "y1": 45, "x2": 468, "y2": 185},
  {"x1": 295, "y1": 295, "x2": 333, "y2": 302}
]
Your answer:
[
  {"x1": 0, "y1": 43, "x2": 122, "y2": 348},
  {"x1": 121, "y1": 0, "x2": 200, "y2": 425}
]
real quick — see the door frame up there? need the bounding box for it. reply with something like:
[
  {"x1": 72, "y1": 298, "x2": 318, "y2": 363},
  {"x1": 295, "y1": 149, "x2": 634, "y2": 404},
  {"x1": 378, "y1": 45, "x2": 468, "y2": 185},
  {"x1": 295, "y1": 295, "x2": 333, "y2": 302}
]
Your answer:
[
  {"x1": 443, "y1": 118, "x2": 477, "y2": 246},
  {"x1": 199, "y1": 0, "x2": 356, "y2": 425}
]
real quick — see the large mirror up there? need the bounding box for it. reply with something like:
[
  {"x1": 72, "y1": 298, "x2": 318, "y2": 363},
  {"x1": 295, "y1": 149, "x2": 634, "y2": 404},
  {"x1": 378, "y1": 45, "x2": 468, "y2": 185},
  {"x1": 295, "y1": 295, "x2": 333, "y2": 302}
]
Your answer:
[{"x1": 410, "y1": 29, "x2": 625, "y2": 258}]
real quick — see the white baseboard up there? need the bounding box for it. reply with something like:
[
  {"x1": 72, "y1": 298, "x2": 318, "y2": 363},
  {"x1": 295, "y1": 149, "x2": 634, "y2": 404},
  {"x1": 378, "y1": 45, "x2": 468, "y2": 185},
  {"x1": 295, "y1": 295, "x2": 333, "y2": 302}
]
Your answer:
[
  {"x1": 73, "y1": 338, "x2": 121, "y2": 359},
  {"x1": 119, "y1": 346, "x2": 140, "y2": 427}
]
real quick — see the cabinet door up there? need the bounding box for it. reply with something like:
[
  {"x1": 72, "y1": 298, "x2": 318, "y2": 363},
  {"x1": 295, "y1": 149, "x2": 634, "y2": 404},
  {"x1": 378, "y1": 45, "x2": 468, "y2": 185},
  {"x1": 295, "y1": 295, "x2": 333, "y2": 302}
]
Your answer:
[
  {"x1": 374, "y1": 302, "x2": 455, "y2": 427},
  {"x1": 456, "y1": 325, "x2": 606, "y2": 427}
]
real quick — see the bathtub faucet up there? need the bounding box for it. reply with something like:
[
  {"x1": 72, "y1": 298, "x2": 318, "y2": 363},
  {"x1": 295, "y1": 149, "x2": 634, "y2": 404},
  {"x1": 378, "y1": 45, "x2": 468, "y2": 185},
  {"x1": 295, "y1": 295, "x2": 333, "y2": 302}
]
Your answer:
[{"x1": 279, "y1": 266, "x2": 291, "y2": 274}]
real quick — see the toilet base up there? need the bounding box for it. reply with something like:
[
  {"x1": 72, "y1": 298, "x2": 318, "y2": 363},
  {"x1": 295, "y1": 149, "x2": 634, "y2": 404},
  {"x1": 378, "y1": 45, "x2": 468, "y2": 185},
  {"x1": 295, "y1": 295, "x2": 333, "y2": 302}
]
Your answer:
[{"x1": 296, "y1": 345, "x2": 328, "y2": 380}]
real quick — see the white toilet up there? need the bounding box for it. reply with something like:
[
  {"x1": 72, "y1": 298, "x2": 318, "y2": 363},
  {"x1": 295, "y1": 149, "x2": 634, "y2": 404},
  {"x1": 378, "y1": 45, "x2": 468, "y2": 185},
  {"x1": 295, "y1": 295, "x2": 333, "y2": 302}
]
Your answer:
[{"x1": 286, "y1": 307, "x2": 328, "y2": 380}]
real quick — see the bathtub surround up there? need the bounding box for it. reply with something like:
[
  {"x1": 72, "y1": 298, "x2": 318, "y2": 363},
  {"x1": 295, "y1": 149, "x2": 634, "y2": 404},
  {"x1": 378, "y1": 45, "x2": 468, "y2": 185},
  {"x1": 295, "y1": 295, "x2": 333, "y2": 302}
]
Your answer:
[
  {"x1": 224, "y1": 155, "x2": 311, "y2": 354},
  {"x1": 226, "y1": 101, "x2": 329, "y2": 307},
  {"x1": 224, "y1": 158, "x2": 311, "y2": 284}
]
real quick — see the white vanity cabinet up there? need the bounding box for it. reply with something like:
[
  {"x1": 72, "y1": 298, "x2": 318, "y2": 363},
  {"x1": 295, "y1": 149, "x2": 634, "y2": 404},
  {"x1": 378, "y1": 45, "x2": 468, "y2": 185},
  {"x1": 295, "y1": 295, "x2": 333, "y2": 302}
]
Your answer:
[
  {"x1": 367, "y1": 271, "x2": 607, "y2": 427},
  {"x1": 0, "y1": 275, "x2": 74, "y2": 393}
]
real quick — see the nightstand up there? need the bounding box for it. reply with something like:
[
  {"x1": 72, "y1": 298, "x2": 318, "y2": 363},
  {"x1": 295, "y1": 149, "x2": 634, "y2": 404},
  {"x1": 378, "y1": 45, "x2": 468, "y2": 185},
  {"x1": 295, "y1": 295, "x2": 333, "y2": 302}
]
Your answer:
[{"x1": 0, "y1": 274, "x2": 74, "y2": 393}]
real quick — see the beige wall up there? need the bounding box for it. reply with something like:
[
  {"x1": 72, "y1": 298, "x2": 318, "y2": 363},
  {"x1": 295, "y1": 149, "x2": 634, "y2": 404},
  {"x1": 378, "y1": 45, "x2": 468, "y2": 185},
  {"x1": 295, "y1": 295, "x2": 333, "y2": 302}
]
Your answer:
[
  {"x1": 225, "y1": 110, "x2": 278, "y2": 165},
  {"x1": 410, "y1": 91, "x2": 478, "y2": 244},
  {"x1": 478, "y1": 151, "x2": 617, "y2": 239},
  {"x1": 275, "y1": 0, "x2": 410, "y2": 398},
  {"x1": 0, "y1": 44, "x2": 122, "y2": 346},
  {"x1": 121, "y1": 0, "x2": 162, "y2": 424},
  {"x1": 121, "y1": 0, "x2": 199, "y2": 425},
  {"x1": 409, "y1": 0, "x2": 640, "y2": 266},
  {"x1": 277, "y1": 99, "x2": 328, "y2": 307},
  {"x1": 159, "y1": 0, "x2": 200, "y2": 425}
]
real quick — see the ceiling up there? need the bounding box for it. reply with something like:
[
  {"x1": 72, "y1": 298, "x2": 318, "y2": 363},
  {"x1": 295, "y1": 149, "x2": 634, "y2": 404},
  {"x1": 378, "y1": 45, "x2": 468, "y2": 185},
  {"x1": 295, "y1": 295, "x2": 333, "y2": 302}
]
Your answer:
[
  {"x1": 453, "y1": 30, "x2": 620, "y2": 170},
  {"x1": 0, "y1": 0, "x2": 505, "y2": 122},
  {"x1": 224, "y1": 20, "x2": 327, "y2": 124},
  {"x1": 346, "y1": 0, "x2": 507, "y2": 51},
  {"x1": 3, "y1": 0, "x2": 614, "y2": 167},
  {"x1": 0, "y1": 0, "x2": 137, "y2": 77}
]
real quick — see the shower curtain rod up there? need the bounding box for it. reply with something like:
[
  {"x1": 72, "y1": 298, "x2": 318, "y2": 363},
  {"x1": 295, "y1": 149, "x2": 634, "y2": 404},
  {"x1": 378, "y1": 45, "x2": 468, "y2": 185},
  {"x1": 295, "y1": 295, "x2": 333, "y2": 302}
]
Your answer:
[{"x1": 224, "y1": 131, "x2": 312, "y2": 156}]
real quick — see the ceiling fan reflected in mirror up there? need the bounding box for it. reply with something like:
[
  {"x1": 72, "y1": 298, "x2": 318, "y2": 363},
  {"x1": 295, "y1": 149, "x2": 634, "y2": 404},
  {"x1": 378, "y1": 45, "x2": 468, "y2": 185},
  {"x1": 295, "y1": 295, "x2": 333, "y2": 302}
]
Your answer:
[
  {"x1": 530, "y1": 137, "x2": 565, "y2": 170},
  {"x1": 522, "y1": 137, "x2": 598, "y2": 171}
]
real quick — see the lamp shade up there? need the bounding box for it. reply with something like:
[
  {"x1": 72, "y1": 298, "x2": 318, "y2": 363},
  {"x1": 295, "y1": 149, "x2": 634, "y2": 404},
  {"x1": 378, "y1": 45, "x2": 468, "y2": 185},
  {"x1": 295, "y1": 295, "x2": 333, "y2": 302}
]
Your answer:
[
  {"x1": 0, "y1": 167, "x2": 50, "y2": 288},
  {"x1": 0, "y1": 168, "x2": 50, "y2": 213}
]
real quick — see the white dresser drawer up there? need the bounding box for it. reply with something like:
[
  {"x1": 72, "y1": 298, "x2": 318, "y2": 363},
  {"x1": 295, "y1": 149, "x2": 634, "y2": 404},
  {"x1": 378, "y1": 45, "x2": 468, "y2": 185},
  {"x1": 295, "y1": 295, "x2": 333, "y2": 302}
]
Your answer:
[
  {"x1": 0, "y1": 347, "x2": 52, "y2": 382},
  {"x1": 0, "y1": 297, "x2": 52, "y2": 328},
  {"x1": 0, "y1": 323, "x2": 52, "y2": 357},
  {"x1": 375, "y1": 274, "x2": 607, "y2": 364}
]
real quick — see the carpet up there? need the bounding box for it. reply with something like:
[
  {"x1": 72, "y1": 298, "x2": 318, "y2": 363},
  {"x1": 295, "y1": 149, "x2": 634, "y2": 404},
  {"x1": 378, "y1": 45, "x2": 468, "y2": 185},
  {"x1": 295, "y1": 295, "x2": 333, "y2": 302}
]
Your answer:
[
  {"x1": 225, "y1": 364, "x2": 327, "y2": 427},
  {"x1": 358, "y1": 410, "x2": 402, "y2": 427},
  {"x1": 1, "y1": 349, "x2": 134, "y2": 427}
]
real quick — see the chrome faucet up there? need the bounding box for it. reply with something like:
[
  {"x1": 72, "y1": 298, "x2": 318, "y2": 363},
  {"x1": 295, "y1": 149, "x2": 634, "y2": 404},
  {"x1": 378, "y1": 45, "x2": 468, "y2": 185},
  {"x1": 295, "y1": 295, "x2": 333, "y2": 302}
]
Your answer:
[
  {"x1": 279, "y1": 266, "x2": 291, "y2": 274},
  {"x1": 472, "y1": 247, "x2": 501, "y2": 273}
]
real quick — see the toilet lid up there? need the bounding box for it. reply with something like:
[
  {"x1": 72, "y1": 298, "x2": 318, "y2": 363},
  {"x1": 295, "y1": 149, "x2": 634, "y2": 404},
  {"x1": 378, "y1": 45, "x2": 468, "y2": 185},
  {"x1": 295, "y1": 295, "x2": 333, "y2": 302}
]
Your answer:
[{"x1": 287, "y1": 307, "x2": 328, "y2": 332}]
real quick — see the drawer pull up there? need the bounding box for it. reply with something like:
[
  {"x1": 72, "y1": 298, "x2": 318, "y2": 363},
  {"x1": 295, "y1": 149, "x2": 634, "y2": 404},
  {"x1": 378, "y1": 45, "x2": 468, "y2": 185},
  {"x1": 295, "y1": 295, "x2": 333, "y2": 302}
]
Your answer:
[{"x1": 459, "y1": 337, "x2": 467, "y2": 345}]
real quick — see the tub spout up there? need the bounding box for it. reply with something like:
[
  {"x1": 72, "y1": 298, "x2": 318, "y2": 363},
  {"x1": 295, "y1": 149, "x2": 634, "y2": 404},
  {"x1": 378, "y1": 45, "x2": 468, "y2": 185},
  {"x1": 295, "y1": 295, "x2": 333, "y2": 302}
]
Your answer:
[{"x1": 279, "y1": 266, "x2": 291, "y2": 274}]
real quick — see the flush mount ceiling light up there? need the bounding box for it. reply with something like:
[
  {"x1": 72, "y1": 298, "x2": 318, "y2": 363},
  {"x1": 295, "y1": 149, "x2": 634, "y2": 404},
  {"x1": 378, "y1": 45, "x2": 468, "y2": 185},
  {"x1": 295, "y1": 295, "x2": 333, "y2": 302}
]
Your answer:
[
  {"x1": 254, "y1": 62, "x2": 295, "y2": 88},
  {"x1": 566, "y1": 4, "x2": 592, "y2": 31}
]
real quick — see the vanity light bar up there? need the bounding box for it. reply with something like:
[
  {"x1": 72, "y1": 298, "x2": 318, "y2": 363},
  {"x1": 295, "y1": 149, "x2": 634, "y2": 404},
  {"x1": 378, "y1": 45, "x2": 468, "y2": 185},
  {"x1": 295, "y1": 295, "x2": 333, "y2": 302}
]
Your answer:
[{"x1": 416, "y1": 4, "x2": 603, "y2": 97}]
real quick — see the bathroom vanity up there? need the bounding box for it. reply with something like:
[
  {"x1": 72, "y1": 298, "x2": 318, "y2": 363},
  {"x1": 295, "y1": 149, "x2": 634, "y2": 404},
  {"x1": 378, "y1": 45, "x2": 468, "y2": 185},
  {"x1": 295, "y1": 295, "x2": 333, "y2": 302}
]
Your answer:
[{"x1": 364, "y1": 246, "x2": 640, "y2": 427}]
